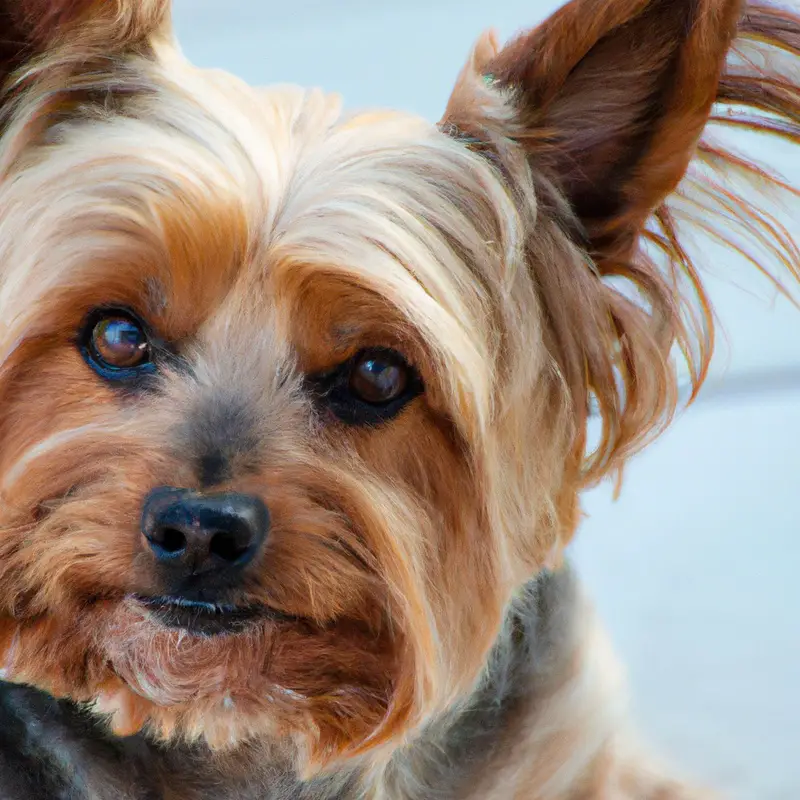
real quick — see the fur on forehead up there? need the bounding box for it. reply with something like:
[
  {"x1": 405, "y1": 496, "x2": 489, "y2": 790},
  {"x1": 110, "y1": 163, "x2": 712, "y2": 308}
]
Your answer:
[{"x1": 0, "y1": 46, "x2": 551, "y2": 446}]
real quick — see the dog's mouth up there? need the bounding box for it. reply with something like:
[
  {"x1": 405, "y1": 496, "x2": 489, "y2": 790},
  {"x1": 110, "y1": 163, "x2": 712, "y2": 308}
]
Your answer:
[{"x1": 135, "y1": 595, "x2": 298, "y2": 636}]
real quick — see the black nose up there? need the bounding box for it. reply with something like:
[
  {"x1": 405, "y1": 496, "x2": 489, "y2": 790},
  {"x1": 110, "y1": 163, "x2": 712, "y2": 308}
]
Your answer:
[{"x1": 141, "y1": 488, "x2": 269, "y2": 578}]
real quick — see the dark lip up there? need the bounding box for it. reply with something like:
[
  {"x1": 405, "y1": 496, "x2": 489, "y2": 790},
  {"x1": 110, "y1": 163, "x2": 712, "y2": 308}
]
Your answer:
[{"x1": 134, "y1": 595, "x2": 299, "y2": 637}]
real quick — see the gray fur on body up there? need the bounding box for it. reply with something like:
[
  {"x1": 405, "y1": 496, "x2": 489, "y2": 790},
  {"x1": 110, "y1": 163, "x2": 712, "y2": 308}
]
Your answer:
[{"x1": 0, "y1": 567, "x2": 579, "y2": 800}]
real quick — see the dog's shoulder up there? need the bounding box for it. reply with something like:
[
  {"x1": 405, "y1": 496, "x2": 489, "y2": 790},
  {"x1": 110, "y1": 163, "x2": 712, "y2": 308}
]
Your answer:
[
  {"x1": 0, "y1": 679, "x2": 162, "y2": 798},
  {"x1": 0, "y1": 680, "x2": 355, "y2": 800},
  {"x1": 379, "y1": 566, "x2": 585, "y2": 798}
]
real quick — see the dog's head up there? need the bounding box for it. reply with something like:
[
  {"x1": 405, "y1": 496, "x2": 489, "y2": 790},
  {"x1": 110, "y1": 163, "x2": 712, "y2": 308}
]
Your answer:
[{"x1": 0, "y1": 0, "x2": 796, "y2": 772}]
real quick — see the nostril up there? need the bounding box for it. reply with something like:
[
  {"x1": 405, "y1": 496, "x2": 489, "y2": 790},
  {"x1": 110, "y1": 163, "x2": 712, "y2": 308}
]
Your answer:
[
  {"x1": 209, "y1": 531, "x2": 249, "y2": 563},
  {"x1": 159, "y1": 527, "x2": 187, "y2": 554}
]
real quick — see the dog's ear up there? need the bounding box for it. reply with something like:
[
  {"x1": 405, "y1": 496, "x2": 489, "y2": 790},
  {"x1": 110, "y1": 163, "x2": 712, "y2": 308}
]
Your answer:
[
  {"x1": 1, "y1": 0, "x2": 171, "y2": 88},
  {"x1": 442, "y1": 0, "x2": 744, "y2": 263},
  {"x1": 441, "y1": 0, "x2": 800, "y2": 536}
]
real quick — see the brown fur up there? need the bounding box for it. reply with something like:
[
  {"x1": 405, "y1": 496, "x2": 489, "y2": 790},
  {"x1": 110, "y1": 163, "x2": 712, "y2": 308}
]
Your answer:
[{"x1": 0, "y1": 0, "x2": 797, "y2": 796}]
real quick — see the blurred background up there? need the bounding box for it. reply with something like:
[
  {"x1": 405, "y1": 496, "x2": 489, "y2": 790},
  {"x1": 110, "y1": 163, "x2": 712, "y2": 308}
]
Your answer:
[{"x1": 172, "y1": 2, "x2": 800, "y2": 797}]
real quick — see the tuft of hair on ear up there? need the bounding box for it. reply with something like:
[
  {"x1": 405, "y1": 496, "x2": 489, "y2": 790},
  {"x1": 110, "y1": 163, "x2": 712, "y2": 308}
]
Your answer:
[
  {"x1": 441, "y1": 0, "x2": 800, "y2": 502},
  {"x1": 0, "y1": 0, "x2": 171, "y2": 89},
  {"x1": 9, "y1": 0, "x2": 170, "y2": 49}
]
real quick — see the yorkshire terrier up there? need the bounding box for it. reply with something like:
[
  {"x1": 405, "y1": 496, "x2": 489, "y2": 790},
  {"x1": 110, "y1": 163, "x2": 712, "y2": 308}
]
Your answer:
[{"x1": 0, "y1": 0, "x2": 798, "y2": 797}]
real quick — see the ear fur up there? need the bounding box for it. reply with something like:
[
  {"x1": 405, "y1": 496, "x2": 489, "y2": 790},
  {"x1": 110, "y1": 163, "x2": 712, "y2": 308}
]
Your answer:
[
  {"x1": 0, "y1": 0, "x2": 171, "y2": 89},
  {"x1": 442, "y1": 0, "x2": 800, "y2": 500},
  {"x1": 444, "y1": 0, "x2": 748, "y2": 259}
]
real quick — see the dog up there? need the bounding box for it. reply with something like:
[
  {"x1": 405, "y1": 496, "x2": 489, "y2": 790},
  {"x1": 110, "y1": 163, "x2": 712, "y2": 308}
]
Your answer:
[{"x1": 0, "y1": 0, "x2": 798, "y2": 797}]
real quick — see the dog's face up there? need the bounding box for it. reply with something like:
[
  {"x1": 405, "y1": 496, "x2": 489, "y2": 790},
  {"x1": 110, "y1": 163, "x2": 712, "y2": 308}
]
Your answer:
[
  {"x1": 0, "y1": 4, "x2": 561, "y2": 762},
  {"x1": 0, "y1": 0, "x2": 780, "y2": 771}
]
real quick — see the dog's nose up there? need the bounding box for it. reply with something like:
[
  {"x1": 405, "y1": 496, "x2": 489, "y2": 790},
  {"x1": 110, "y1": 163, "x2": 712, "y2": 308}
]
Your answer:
[{"x1": 141, "y1": 487, "x2": 269, "y2": 576}]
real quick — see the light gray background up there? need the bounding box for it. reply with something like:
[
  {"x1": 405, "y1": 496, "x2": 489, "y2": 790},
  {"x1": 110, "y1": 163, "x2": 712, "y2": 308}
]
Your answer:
[{"x1": 172, "y1": 3, "x2": 800, "y2": 797}]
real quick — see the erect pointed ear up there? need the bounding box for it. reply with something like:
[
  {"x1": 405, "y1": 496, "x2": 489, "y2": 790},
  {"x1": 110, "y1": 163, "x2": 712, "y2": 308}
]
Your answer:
[
  {"x1": 441, "y1": 0, "x2": 743, "y2": 262},
  {"x1": 1, "y1": 0, "x2": 171, "y2": 89}
]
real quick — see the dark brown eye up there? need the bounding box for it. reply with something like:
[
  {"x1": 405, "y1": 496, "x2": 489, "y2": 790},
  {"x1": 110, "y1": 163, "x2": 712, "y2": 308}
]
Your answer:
[
  {"x1": 91, "y1": 316, "x2": 149, "y2": 368},
  {"x1": 80, "y1": 309, "x2": 157, "y2": 383},
  {"x1": 349, "y1": 350, "x2": 409, "y2": 404},
  {"x1": 308, "y1": 347, "x2": 421, "y2": 425}
]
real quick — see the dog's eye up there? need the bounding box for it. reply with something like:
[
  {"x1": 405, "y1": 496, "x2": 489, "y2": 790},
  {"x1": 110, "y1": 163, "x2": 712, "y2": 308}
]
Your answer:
[
  {"x1": 92, "y1": 317, "x2": 149, "y2": 368},
  {"x1": 349, "y1": 351, "x2": 408, "y2": 404},
  {"x1": 80, "y1": 308, "x2": 156, "y2": 382},
  {"x1": 309, "y1": 348, "x2": 422, "y2": 426}
]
